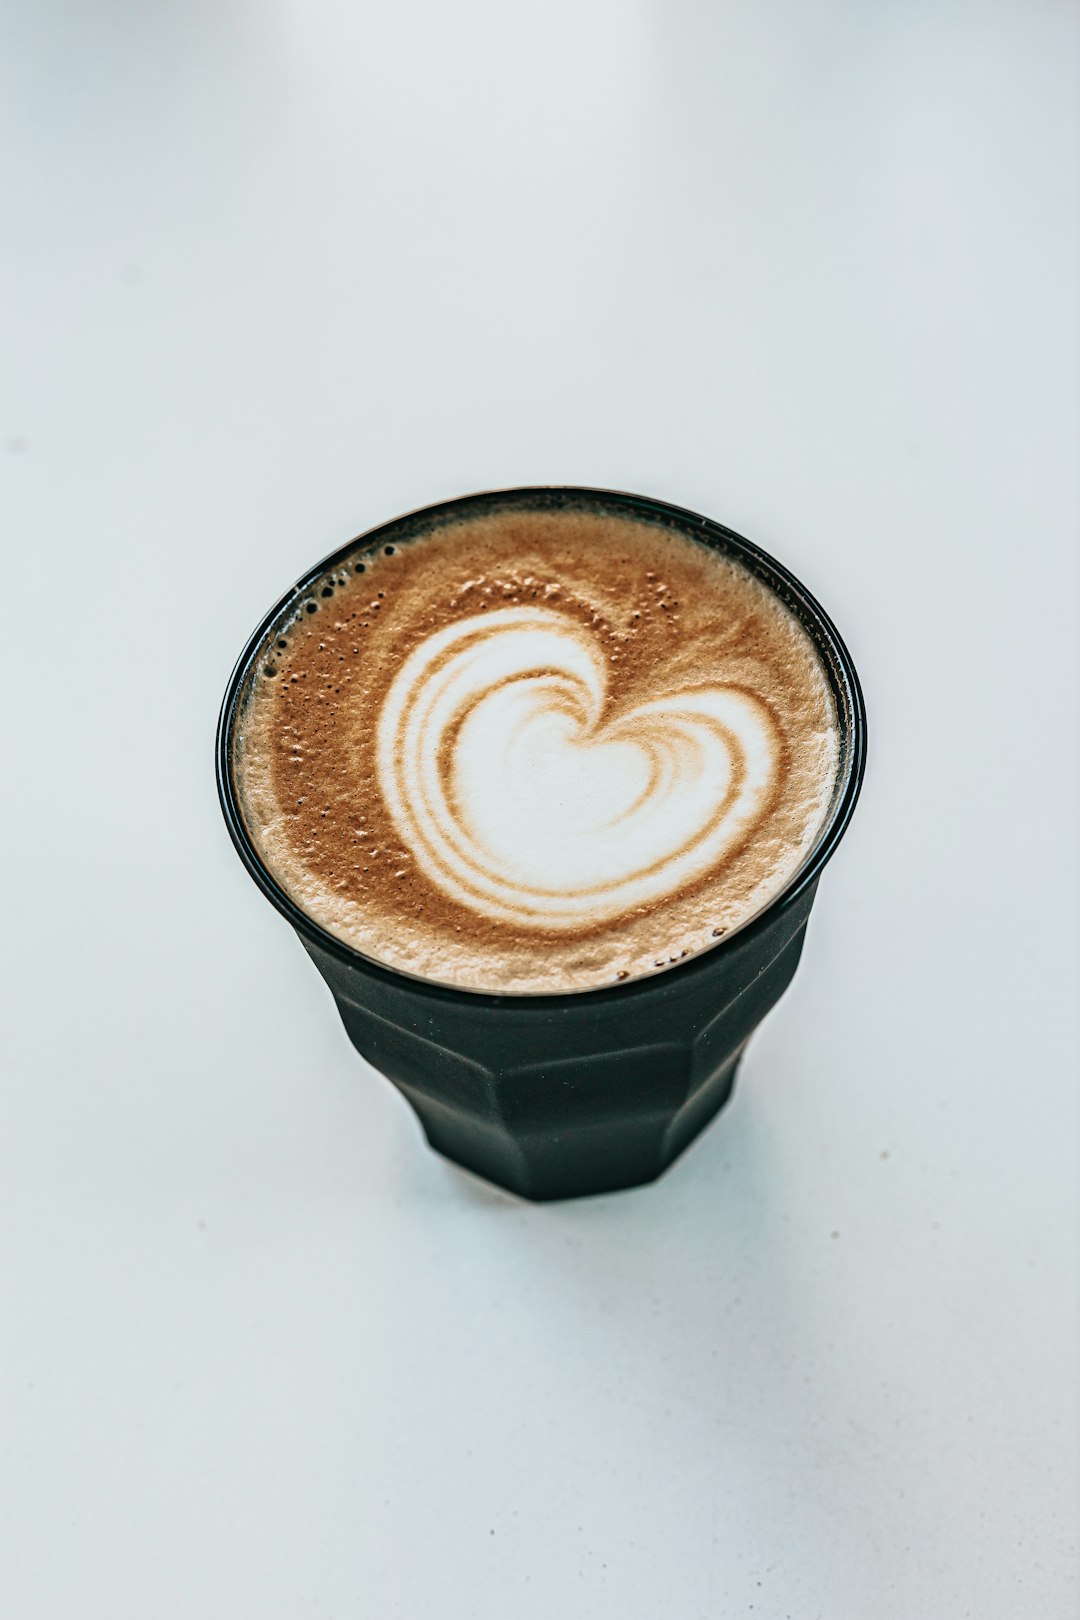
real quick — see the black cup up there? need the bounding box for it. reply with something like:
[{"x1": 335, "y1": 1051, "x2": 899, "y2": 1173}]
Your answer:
[{"x1": 217, "y1": 488, "x2": 866, "y2": 1201}]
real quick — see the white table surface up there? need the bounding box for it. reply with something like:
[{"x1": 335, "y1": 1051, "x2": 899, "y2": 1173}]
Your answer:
[{"x1": 2, "y1": 4, "x2": 1078, "y2": 1616}]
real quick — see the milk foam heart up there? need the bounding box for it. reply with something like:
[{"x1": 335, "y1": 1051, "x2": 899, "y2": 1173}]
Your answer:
[
  {"x1": 376, "y1": 605, "x2": 779, "y2": 928},
  {"x1": 234, "y1": 502, "x2": 840, "y2": 993}
]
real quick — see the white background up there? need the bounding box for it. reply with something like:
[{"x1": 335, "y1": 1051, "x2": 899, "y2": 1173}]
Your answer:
[{"x1": 2, "y1": 3, "x2": 1078, "y2": 1616}]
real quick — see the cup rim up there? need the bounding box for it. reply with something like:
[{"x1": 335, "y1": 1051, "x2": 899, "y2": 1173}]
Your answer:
[{"x1": 216, "y1": 485, "x2": 867, "y2": 1007}]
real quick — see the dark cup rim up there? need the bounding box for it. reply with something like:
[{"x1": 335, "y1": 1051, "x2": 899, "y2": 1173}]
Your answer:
[{"x1": 216, "y1": 485, "x2": 867, "y2": 1009}]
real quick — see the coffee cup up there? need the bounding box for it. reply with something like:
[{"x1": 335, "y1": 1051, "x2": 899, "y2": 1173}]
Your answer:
[{"x1": 217, "y1": 487, "x2": 865, "y2": 1199}]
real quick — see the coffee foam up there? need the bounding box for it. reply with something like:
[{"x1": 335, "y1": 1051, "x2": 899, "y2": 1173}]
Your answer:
[{"x1": 234, "y1": 502, "x2": 840, "y2": 993}]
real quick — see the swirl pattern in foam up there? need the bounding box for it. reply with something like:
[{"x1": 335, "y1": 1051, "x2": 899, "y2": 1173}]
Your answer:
[
  {"x1": 377, "y1": 605, "x2": 779, "y2": 929},
  {"x1": 233, "y1": 501, "x2": 841, "y2": 993}
]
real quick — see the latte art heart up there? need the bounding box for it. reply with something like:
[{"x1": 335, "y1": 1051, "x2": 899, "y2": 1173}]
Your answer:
[{"x1": 376, "y1": 606, "x2": 779, "y2": 929}]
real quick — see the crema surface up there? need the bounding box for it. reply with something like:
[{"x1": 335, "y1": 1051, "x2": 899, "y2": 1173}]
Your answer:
[{"x1": 234, "y1": 503, "x2": 840, "y2": 992}]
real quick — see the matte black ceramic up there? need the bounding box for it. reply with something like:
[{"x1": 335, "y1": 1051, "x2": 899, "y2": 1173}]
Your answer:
[{"x1": 217, "y1": 487, "x2": 866, "y2": 1201}]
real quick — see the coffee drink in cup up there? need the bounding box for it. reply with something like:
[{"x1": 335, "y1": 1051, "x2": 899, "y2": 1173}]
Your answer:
[
  {"x1": 233, "y1": 500, "x2": 840, "y2": 994},
  {"x1": 219, "y1": 489, "x2": 864, "y2": 1198}
]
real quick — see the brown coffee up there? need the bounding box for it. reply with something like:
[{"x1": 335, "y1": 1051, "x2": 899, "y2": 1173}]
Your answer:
[{"x1": 233, "y1": 500, "x2": 840, "y2": 993}]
